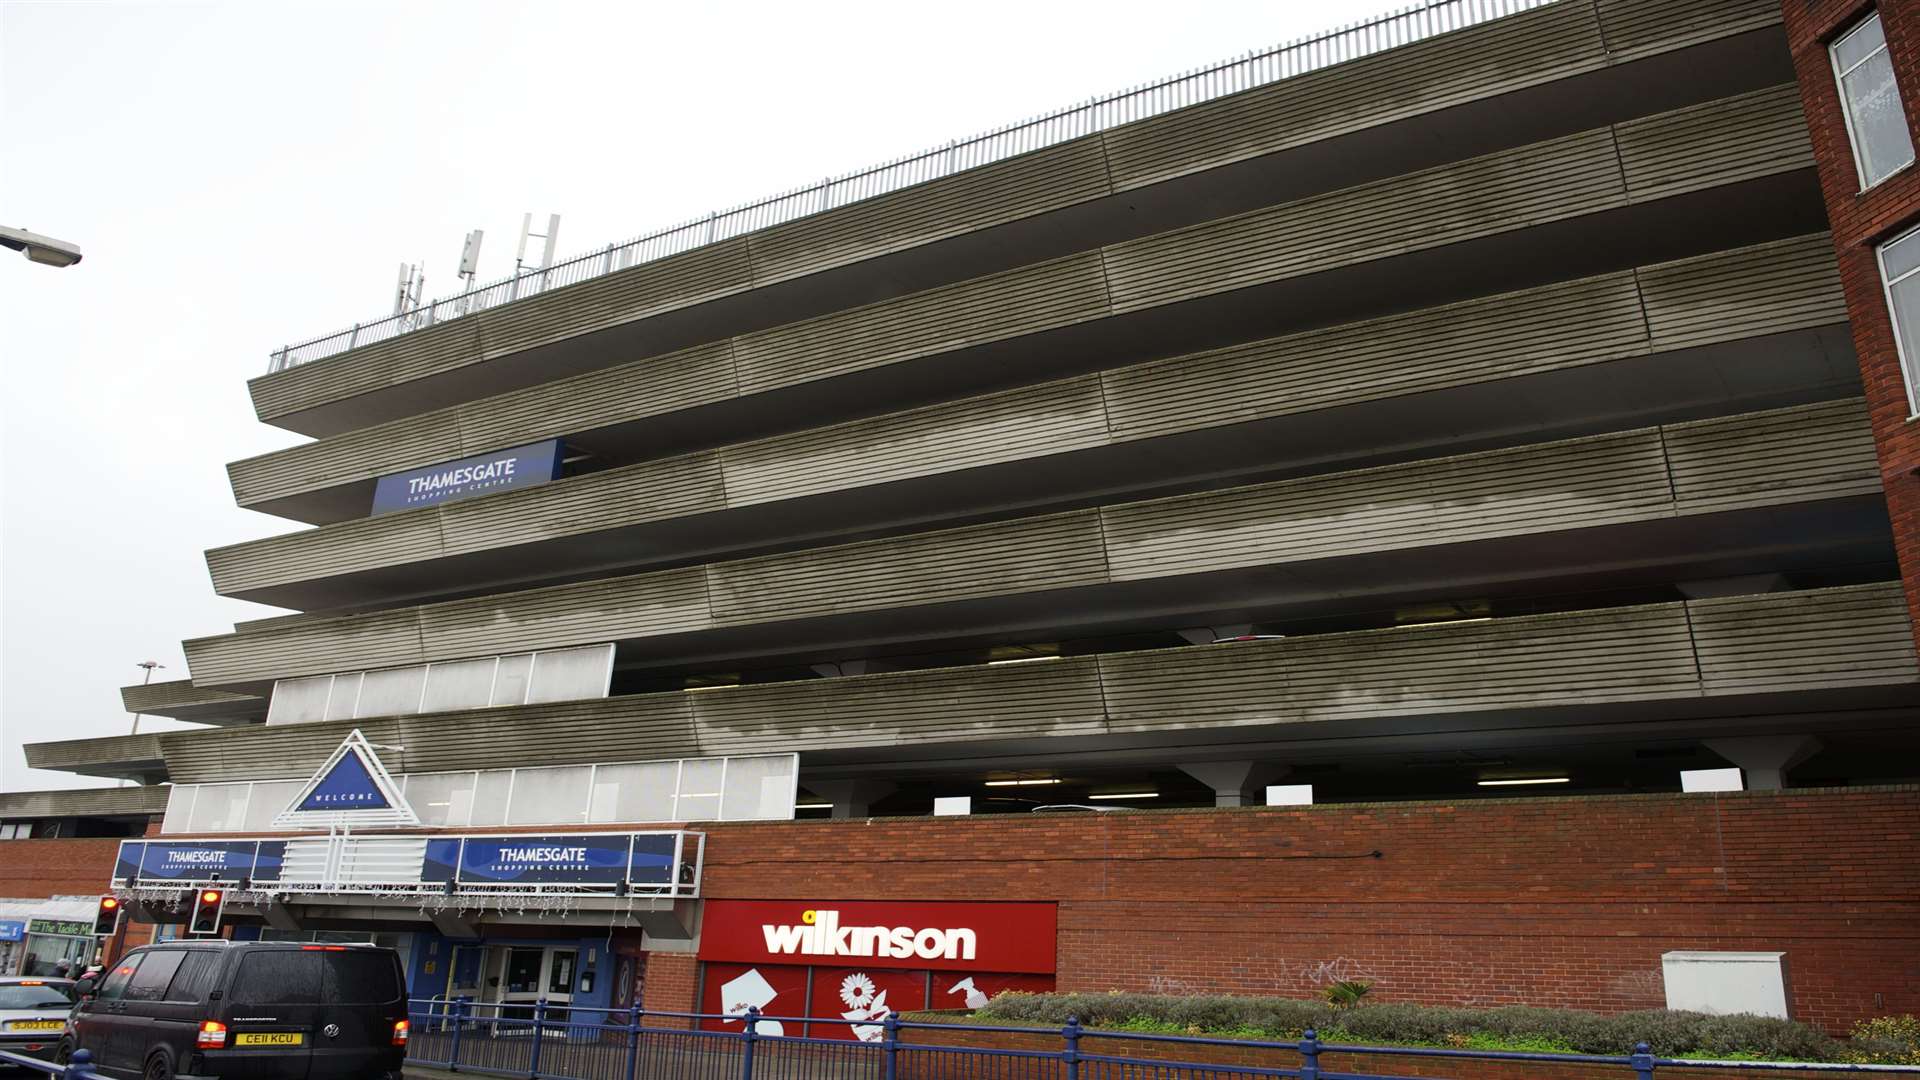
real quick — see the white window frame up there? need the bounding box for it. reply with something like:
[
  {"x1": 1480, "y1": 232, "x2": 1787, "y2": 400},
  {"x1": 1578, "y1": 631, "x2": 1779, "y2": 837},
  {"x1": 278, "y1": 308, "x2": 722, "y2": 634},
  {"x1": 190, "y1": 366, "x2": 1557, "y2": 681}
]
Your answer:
[
  {"x1": 268, "y1": 645, "x2": 616, "y2": 727},
  {"x1": 162, "y1": 753, "x2": 798, "y2": 834},
  {"x1": 1878, "y1": 220, "x2": 1920, "y2": 417},
  {"x1": 1832, "y1": 10, "x2": 1917, "y2": 190}
]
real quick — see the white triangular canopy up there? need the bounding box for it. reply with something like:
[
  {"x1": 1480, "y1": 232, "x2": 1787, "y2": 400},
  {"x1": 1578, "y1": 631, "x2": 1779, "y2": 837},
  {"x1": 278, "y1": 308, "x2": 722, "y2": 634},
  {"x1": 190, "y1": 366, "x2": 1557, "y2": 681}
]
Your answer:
[{"x1": 273, "y1": 728, "x2": 418, "y2": 828}]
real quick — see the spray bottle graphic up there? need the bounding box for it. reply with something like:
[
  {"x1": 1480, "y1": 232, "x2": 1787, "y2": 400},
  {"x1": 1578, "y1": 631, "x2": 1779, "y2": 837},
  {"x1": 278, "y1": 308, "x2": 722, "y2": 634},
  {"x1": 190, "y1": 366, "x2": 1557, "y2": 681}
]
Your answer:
[{"x1": 947, "y1": 978, "x2": 991, "y2": 1009}]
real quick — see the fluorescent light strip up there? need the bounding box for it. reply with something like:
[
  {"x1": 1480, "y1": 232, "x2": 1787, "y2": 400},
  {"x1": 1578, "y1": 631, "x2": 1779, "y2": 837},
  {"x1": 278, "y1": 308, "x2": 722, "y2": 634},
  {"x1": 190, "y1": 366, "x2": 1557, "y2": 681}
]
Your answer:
[
  {"x1": 983, "y1": 778, "x2": 1063, "y2": 787},
  {"x1": 794, "y1": 802, "x2": 833, "y2": 810},
  {"x1": 987, "y1": 655, "x2": 1064, "y2": 666},
  {"x1": 1476, "y1": 777, "x2": 1570, "y2": 787},
  {"x1": 1087, "y1": 792, "x2": 1158, "y2": 800}
]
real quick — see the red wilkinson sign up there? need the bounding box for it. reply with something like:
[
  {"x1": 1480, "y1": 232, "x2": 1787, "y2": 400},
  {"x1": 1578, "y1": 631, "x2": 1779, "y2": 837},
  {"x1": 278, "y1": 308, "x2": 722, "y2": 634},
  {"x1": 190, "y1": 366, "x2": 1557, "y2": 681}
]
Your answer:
[{"x1": 699, "y1": 900, "x2": 1057, "y2": 973}]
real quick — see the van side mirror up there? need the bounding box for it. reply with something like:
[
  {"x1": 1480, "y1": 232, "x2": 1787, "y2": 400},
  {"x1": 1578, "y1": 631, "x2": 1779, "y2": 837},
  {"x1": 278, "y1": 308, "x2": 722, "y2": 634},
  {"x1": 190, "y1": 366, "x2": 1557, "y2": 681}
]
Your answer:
[{"x1": 74, "y1": 976, "x2": 97, "y2": 998}]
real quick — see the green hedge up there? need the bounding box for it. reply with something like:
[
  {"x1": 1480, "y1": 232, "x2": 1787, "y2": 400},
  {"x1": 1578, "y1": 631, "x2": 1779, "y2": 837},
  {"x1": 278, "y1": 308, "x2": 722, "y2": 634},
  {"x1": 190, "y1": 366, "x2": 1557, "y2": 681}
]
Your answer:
[{"x1": 971, "y1": 992, "x2": 1881, "y2": 1062}]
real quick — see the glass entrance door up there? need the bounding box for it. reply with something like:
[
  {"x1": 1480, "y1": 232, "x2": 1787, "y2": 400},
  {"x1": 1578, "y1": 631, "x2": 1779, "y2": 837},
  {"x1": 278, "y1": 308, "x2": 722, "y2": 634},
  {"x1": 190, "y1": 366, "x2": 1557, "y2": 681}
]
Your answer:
[
  {"x1": 543, "y1": 949, "x2": 577, "y2": 1025},
  {"x1": 493, "y1": 946, "x2": 577, "y2": 1026},
  {"x1": 497, "y1": 947, "x2": 545, "y2": 1023}
]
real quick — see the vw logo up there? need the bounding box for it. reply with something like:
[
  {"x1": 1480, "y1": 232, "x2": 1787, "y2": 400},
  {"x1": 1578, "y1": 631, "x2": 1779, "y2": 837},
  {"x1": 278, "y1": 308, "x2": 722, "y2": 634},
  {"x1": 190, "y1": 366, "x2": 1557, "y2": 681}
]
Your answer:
[{"x1": 322, "y1": 1024, "x2": 340, "y2": 1039}]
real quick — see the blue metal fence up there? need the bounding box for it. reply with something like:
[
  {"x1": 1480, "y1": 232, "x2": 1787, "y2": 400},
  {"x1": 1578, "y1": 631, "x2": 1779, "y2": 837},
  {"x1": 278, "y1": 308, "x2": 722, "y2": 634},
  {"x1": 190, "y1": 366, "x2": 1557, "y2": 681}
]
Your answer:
[
  {"x1": 402, "y1": 1000, "x2": 1913, "y2": 1080},
  {"x1": 0, "y1": 1048, "x2": 99, "y2": 1078}
]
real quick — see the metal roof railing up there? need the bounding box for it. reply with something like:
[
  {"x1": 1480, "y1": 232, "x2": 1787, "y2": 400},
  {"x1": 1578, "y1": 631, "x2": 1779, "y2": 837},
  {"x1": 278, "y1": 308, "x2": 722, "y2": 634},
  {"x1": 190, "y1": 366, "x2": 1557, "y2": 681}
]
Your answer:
[{"x1": 266, "y1": 0, "x2": 1553, "y2": 374}]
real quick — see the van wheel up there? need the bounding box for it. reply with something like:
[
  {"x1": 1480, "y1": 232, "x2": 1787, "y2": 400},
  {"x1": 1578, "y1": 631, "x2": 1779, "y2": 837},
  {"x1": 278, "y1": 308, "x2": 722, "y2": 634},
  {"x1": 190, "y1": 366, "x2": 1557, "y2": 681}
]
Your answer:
[
  {"x1": 143, "y1": 1052, "x2": 176, "y2": 1080},
  {"x1": 52, "y1": 1039, "x2": 72, "y2": 1064}
]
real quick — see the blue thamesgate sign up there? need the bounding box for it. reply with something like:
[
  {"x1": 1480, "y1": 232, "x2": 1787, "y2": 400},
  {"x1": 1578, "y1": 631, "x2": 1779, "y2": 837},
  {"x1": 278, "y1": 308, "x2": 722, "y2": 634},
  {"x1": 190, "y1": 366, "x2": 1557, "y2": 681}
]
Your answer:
[
  {"x1": 112, "y1": 832, "x2": 691, "y2": 893},
  {"x1": 138, "y1": 840, "x2": 258, "y2": 881},
  {"x1": 421, "y1": 833, "x2": 679, "y2": 886},
  {"x1": 370, "y1": 439, "x2": 562, "y2": 515},
  {"x1": 113, "y1": 839, "x2": 286, "y2": 885},
  {"x1": 0, "y1": 921, "x2": 23, "y2": 943}
]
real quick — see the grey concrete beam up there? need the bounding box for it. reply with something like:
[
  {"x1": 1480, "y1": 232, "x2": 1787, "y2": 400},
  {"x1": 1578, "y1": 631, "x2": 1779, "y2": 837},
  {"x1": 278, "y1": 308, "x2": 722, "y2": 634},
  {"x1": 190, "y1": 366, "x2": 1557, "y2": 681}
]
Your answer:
[
  {"x1": 804, "y1": 780, "x2": 897, "y2": 819},
  {"x1": 1704, "y1": 735, "x2": 1824, "y2": 790},
  {"x1": 1178, "y1": 762, "x2": 1286, "y2": 807}
]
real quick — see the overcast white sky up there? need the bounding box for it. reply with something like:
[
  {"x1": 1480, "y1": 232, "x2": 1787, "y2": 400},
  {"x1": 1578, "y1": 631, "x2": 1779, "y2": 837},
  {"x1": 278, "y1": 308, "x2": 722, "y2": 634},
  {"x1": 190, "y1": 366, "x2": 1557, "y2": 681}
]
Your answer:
[{"x1": 0, "y1": 0, "x2": 1409, "y2": 791}]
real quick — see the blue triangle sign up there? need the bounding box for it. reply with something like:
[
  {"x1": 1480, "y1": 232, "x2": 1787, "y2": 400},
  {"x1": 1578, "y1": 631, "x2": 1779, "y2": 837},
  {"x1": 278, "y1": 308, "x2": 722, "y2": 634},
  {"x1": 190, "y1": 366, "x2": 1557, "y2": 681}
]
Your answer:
[{"x1": 297, "y1": 749, "x2": 392, "y2": 812}]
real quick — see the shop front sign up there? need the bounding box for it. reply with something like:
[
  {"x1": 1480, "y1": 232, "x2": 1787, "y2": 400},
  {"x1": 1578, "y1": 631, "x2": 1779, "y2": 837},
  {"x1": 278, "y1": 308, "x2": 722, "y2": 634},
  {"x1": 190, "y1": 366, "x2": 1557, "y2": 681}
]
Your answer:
[
  {"x1": 26, "y1": 919, "x2": 91, "y2": 938},
  {"x1": 0, "y1": 921, "x2": 23, "y2": 942},
  {"x1": 700, "y1": 900, "x2": 1056, "y2": 973},
  {"x1": 697, "y1": 900, "x2": 1057, "y2": 1044}
]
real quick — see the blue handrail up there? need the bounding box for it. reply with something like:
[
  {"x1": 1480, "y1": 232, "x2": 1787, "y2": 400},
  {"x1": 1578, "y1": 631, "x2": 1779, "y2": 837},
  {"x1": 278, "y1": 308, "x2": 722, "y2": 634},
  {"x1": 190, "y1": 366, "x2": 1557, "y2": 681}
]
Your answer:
[
  {"x1": 0, "y1": 1048, "x2": 100, "y2": 1078},
  {"x1": 399, "y1": 998, "x2": 1920, "y2": 1079}
]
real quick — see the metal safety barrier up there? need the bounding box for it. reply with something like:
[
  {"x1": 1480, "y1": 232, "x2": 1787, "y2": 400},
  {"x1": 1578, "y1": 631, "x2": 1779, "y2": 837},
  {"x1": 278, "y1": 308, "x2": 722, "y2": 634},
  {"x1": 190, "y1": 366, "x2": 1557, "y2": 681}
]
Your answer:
[
  {"x1": 0, "y1": 1048, "x2": 100, "y2": 1078},
  {"x1": 267, "y1": 0, "x2": 1552, "y2": 374},
  {"x1": 401, "y1": 1000, "x2": 1917, "y2": 1080}
]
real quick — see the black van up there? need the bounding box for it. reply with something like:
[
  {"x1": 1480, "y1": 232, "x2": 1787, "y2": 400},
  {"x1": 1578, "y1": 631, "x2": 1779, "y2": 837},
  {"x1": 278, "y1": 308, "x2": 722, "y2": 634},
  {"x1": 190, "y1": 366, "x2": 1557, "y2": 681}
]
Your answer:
[{"x1": 57, "y1": 941, "x2": 407, "y2": 1080}]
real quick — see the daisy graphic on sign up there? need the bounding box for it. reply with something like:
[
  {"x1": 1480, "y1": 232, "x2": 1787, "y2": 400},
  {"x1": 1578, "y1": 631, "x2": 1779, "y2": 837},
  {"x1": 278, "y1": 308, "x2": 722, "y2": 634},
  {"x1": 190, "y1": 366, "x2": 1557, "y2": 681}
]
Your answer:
[{"x1": 839, "y1": 973, "x2": 889, "y2": 1042}]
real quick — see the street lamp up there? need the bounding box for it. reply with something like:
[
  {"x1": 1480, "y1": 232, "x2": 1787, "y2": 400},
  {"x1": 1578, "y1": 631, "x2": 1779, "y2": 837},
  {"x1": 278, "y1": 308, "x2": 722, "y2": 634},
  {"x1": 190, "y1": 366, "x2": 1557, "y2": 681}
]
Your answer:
[
  {"x1": 0, "y1": 225, "x2": 83, "y2": 268},
  {"x1": 128, "y1": 661, "x2": 164, "y2": 736},
  {"x1": 123, "y1": 661, "x2": 165, "y2": 787}
]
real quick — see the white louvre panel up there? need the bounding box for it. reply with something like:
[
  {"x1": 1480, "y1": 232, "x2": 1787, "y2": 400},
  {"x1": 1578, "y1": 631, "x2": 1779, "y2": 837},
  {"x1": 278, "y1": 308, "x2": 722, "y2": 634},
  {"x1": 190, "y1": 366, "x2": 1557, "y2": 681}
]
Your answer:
[
  {"x1": 278, "y1": 839, "x2": 331, "y2": 883},
  {"x1": 334, "y1": 838, "x2": 430, "y2": 885}
]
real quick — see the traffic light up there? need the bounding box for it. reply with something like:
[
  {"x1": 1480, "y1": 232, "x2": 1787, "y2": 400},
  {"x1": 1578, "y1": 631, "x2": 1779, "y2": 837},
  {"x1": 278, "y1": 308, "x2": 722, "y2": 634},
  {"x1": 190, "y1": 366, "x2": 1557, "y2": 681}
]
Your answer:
[
  {"x1": 189, "y1": 889, "x2": 225, "y2": 936},
  {"x1": 92, "y1": 896, "x2": 121, "y2": 937}
]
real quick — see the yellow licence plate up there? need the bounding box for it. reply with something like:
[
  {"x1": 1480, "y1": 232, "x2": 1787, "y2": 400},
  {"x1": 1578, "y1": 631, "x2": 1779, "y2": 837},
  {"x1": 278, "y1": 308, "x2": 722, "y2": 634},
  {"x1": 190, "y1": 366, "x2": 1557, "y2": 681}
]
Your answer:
[
  {"x1": 8, "y1": 1021, "x2": 63, "y2": 1032},
  {"x1": 234, "y1": 1033, "x2": 305, "y2": 1047}
]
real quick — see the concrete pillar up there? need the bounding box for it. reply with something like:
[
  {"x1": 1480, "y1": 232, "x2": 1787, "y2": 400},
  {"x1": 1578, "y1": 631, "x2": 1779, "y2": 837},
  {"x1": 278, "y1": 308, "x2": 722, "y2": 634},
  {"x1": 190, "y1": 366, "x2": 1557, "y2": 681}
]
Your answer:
[
  {"x1": 804, "y1": 780, "x2": 897, "y2": 818},
  {"x1": 1179, "y1": 762, "x2": 1281, "y2": 807},
  {"x1": 1702, "y1": 735, "x2": 1823, "y2": 791}
]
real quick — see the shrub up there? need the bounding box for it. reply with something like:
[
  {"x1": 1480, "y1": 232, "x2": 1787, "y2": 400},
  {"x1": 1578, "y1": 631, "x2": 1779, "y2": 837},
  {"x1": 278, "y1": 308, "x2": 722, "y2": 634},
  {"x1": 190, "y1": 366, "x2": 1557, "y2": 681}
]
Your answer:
[
  {"x1": 1842, "y1": 1015, "x2": 1920, "y2": 1065},
  {"x1": 972, "y1": 992, "x2": 1847, "y2": 1061},
  {"x1": 1322, "y1": 980, "x2": 1373, "y2": 1008}
]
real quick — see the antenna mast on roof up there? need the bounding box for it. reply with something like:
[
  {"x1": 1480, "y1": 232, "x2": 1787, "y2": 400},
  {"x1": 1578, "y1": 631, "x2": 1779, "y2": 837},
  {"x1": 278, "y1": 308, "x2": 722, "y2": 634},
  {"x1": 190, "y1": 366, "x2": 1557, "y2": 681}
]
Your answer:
[
  {"x1": 393, "y1": 262, "x2": 426, "y2": 322},
  {"x1": 454, "y1": 228, "x2": 485, "y2": 314},
  {"x1": 516, "y1": 213, "x2": 562, "y2": 277}
]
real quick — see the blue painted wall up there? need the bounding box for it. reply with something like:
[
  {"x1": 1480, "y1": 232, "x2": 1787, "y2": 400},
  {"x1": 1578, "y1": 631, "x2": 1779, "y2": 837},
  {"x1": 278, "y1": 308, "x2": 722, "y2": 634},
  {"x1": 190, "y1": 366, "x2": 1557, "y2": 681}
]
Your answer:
[{"x1": 403, "y1": 932, "x2": 615, "y2": 1018}]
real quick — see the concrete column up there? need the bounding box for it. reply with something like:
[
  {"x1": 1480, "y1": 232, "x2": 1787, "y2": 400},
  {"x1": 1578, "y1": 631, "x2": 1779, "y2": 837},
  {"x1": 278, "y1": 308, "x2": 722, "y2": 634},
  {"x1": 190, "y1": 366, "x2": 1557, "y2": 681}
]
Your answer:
[
  {"x1": 1702, "y1": 735, "x2": 1823, "y2": 791},
  {"x1": 804, "y1": 780, "x2": 898, "y2": 818},
  {"x1": 1179, "y1": 762, "x2": 1281, "y2": 807}
]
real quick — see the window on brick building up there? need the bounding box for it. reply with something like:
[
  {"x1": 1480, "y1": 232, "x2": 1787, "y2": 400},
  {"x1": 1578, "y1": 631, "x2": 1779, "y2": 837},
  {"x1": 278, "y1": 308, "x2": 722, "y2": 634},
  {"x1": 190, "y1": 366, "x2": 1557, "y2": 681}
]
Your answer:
[
  {"x1": 1834, "y1": 11, "x2": 1916, "y2": 188},
  {"x1": 1879, "y1": 223, "x2": 1920, "y2": 414}
]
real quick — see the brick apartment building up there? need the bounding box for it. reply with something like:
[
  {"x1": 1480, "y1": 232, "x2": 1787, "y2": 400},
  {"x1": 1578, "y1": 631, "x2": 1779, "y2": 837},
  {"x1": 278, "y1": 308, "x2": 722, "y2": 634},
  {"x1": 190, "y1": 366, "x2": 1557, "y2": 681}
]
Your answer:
[{"x1": 3, "y1": 0, "x2": 1918, "y2": 1036}]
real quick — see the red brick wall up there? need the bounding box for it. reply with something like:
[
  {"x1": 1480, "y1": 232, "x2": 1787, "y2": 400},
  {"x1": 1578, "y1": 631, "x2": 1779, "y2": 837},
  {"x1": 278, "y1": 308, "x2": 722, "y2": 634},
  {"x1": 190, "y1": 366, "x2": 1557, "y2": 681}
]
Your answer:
[
  {"x1": 642, "y1": 951, "x2": 700, "y2": 1029},
  {"x1": 1783, "y1": 0, "x2": 1920, "y2": 642},
  {"x1": 0, "y1": 838, "x2": 122, "y2": 898},
  {"x1": 680, "y1": 788, "x2": 1920, "y2": 1034},
  {"x1": 0, "y1": 838, "x2": 157, "y2": 959}
]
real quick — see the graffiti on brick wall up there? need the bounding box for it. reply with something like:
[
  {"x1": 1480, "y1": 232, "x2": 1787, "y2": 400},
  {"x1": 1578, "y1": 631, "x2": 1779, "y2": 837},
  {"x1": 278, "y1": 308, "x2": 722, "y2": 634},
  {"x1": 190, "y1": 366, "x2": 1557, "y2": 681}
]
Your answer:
[
  {"x1": 1605, "y1": 969, "x2": 1666, "y2": 1003},
  {"x1": 1295, "y1": 957, "x2": 1376, "y2": 987},
  {"x1": 1147, "y1": 974, "x2": 1204, "y2": 995}
]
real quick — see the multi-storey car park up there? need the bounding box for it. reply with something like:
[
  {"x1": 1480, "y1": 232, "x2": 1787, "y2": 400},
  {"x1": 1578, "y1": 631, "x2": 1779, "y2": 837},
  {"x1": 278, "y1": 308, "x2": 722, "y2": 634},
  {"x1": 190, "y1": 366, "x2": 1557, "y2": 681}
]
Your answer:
[{"x1": 4, "y1": 0, "x2": 1920, "y2": 1035}]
